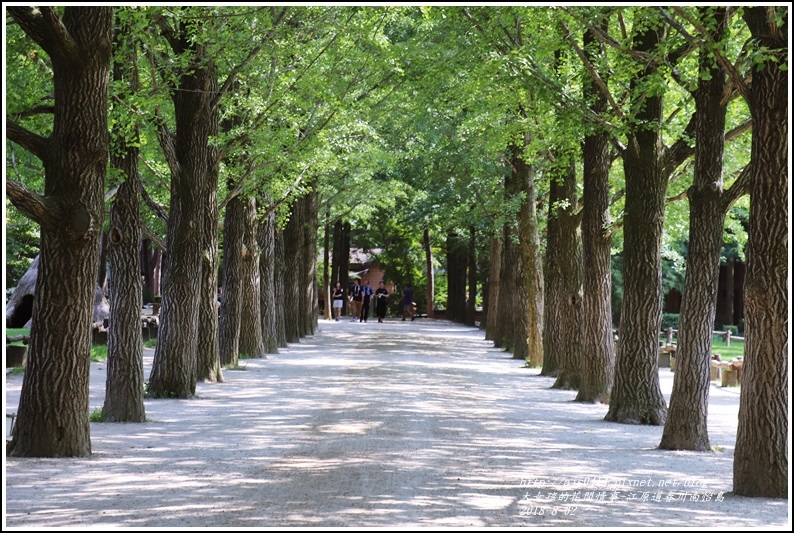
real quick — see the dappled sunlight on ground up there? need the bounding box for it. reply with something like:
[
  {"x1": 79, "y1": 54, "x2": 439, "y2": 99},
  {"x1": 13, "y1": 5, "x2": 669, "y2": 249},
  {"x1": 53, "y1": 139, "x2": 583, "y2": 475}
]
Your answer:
[{"x1": 4, "y1": 318, "x2": 790, "y2": 528}]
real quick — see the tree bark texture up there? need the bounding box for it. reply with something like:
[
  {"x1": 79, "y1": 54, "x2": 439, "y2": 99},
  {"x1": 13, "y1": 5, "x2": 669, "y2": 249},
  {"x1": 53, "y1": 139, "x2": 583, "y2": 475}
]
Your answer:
[
  {"x1": 605, "y1": 17, "x2": 668, "y2": 425},
  {"x1": 283, "y1": 200, "x2": 303, "y2": 342},
  {"x1": 660, "y1": 7, "x2": 728, "y2": 451},
  {"x1": 274, "y1": 229, "x2": 288, "y2": 347},
  {"x1": 576, "y1": 22, "x2": 614, "y2": 403},
  {"x1": 239, "y1": 197, "x2": 266, "y2": 358},
  {"x1": 219, "y1": 195, "x2": 244, "y2": 367},
  {"x1": 495, "y1": 156, "x2": 527, "y2": 356},
  {"x1": 148, "y1": 35, "x2": 217, "y2": 398},
  {"x1": 104, "y1": 167, "x2": 146, "y2": 422},
  {"x1": 446, "y1": 231, "x2": 468, "y2": 323},
  {"x1": 7, "y1": 6, "x2": 112, "y2": 457},
  {"x1": 514, "y1": 145, "x2": 544, "y2": 365},
  {"x1": 733, "y1": 6, "x2": 788, "y2": 499},
  {"x1": 258, "y1": 204, "x2": 279, "y2": 353},
  {"x1": 300, "y1": 188, "x2": 319, "y2": 336},
  {"x1": 103, "y1": 28, "x2": 145, "y2": 422},
  {"x1": 484, "y1": 234, "x2": 503, "y2": 342},
  {"x1": 332, "y1": 221, "x2": 351, "y2": 317},
  {"x1": 195, "y1": 75, "x2": 222, "y2": 384},
  {"x1": 549, "y1": 158, "x2": 584, "y2": 390}
]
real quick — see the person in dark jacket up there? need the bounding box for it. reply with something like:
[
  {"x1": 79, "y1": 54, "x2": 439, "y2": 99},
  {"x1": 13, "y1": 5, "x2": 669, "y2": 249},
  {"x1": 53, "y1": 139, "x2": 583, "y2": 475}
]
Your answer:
[{"x1": 375, "y1": 281, "x2": 389, "y2": 323}]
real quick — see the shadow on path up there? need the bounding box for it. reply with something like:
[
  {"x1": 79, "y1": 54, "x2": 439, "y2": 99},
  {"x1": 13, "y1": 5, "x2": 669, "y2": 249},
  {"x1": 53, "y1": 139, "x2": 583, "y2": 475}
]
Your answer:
[{"x1": 4, "y1": 318, "x2": 789, "y2": 528}]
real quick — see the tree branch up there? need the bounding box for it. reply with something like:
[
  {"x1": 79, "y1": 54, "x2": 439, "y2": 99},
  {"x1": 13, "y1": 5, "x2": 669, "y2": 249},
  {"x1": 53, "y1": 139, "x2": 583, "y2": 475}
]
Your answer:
[
  {"x1": 140, "y1": 222, "x2": 167, "y2": 252},
  {"x1": 671, "y1": 6, "x2": 750, "y2": 102},
  {"x1": 6, "y1": 179, "x2": 59, "y2": 230},
  {"x1": 721, "y1": 164, "x2": 751, "y2": 209},
  {"x1": 10, "y1": 104, "x2": 55, "y2": 121},
  {"x1": 7, "y1": 7, "x2": 78, "y2": 61},
  {"x1": 213, "y1": 7, "x2": 289, "y2": 107},
  {"x1": 138, "y1": 177, "x2": 169, "y2": 225},
  {"x1": 6, "y1": 118, "x2": 50, "y2": 161},
  {"x1": 725, "y1": 119, "x2": 752, "y2": 142}
]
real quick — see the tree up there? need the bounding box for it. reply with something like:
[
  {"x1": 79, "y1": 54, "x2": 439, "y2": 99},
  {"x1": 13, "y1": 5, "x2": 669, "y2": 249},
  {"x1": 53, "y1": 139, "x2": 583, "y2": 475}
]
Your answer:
[
  {"x1": 146, "y1": 9, "x2": 220, "y2": 398},
  {"x1": 605, "y1": 10, "x2": 669, "y2": 425},
  {"x1": 547, "y1": 155, "x2": 584, "y2": 389},
  {"x1": 6, "y1": 6, "x2": 113, "y2": 457},
  {"x1": 575, "y1": 17, "x2": 615, "y2": 404},
  {"x1": 218, "y1": 191, "x2": 245, "y2": 367},
  {"x1": 733, "y1": 5, "x2": 788, "y2": 499},
  {"x1": 659, "y1": 7, "x2": 749, "y2": 451},
  {"x1": 239, "y1": 197, "x2": 266, "y2": 358},
  {"x1": 103, "y1": 11, "x2": 146, "y2": 422}
]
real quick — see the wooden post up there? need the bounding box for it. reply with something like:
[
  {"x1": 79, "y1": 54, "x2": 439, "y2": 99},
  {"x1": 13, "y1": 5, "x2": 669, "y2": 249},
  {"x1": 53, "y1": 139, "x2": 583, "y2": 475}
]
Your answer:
[
  {"x1": 725, "y1": 330, "x2": 731, "y2": 347},
  {"x1": 666, "y1": 327, "x2": 674, "y2": 345}
]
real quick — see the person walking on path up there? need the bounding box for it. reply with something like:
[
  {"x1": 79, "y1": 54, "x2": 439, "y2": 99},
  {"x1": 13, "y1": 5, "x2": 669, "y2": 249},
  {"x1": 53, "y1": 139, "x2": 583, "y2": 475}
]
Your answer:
[
  {"x1": 375, "y1": 281, "x2": 389, "y2": 323},
  {"x1": 350, "y1": 279, "x2": 363, "y2": 322},
  {"x1": 332, "y1": 282, "x2": 345, "y2": 321},
  {"x1": 360, "y1": 280, "x2": 373, "y2": 322},
  {"x1": 402, "y1": 285, "x2": 415, "y2": 321}
]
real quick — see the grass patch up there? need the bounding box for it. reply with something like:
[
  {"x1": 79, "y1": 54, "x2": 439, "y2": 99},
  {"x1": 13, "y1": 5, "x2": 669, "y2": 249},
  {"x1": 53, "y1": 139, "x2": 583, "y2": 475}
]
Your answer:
[
  {"x1": 143, "y1": 338, "x2": 158, "y2": 348},
  {"x1": 9, "y1": 366, "x2": 25, "y2": 375},
  {"x1": 6, "y1": 327, "x2": 30, "y2": 337},
  {"x1": 225, "y1": 362, "x2": 247, "y2": 370},
  {"x1": 710, "y1": 335, "x2": 744, "y2": 361},
  {"x1": 91, "y1": 344, "x2": 108, "y2": 362},
  {"x1": 89, "y1": 408, "x2": 103, "y2": 422},
  {"x1": 660, "y1": 334, "x2": 744, "y2": 361}
]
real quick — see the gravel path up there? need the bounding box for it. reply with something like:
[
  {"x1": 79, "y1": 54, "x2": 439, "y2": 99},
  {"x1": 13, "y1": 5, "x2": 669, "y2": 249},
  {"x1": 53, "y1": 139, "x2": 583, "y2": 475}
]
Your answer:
[{"x1": 4, "y1": 318, "x2": 790, "y2": 528}]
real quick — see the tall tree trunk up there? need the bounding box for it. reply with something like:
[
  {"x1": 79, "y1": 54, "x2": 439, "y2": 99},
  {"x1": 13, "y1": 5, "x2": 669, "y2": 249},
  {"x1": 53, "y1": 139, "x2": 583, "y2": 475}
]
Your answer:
[
  {"x1": 141, "y1": 243, "x2": 162, "y2": 301},
  {"x1": 239, "y1": 197, "x2": 265, "y2": 358},
  {"x1": 196, "y1": 107, "x2": 222, "y2": 382},
  {"x1": 423, "y1": 228, "x2": 435, "y2": 318},
  {"x1": 465, "y1": 225, "x2": 477, "y2": 326},
  {"x1": 549, "y1": 158, "x2": 584, "y2": 389},
  {"x1": 218, "y1": 195, "x2": 244, "y2": 367},
  {"x1": 283, "y1": 200, "x2": 302, "y2": 342},
  {"x1": 104, "y1": 161, "x2": 145, "y2": 422},
  {"x1": 258, "y1": 203, "x2": 279, "y2": 353},
  {"x1": 733, "y1": 6, "x2": 788, "y2": 499},
  {"x1": 301, "y1": 187, "x2": 319, "y2": 336},
  {"x1": 332, "y1": 221, "x2": 351, "y2": 317},
  {"x1": 7, "y1": 6, "x2": 112, "y2": 457},
  {"x1": 322, "y1": 210, "x2": 332, "y2": 321},
  {"x1": 446, "y1": 231, "x2": 467, "y2": 323},
  {"x1": 274, "y1": 229, "x2": 288, "y2": 347},
  {"x1": 605, "y1": 16, "x2": 668, "y2": 425},
  {"x1": 514, "y1": 143, "x2": 544, "y2": 365},
  {"x1": 660, "y1": 7, "x2": 728, "y2": 451},
  {"x1": 103, "y1": 20, "x2": 145, "y2": 422},
  {"x1": 541, "y1": 170, "x2": 563, "y2": 377},
  {"x1": 575, "y1": 22, "x2": 615, "y2": 404},
  {"x1": 485, "y1": 233, "x2": 502, "y2": 342},
  {"x1": 148, "y1": 34, "x2": 217, "y2": 398},
  {"x1": 717, "y1": 260, "x2": 735, "y2": 327},
  {"x1": 496, "y1": 214, "x2": 523, "y2": 353}
]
